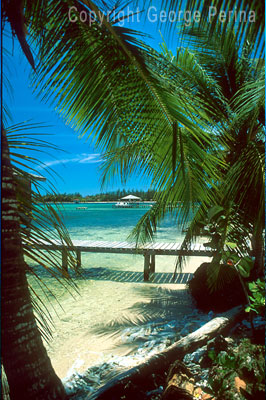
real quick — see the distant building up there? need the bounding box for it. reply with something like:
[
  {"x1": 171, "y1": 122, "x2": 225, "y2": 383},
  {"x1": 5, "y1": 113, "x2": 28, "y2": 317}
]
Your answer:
[
  {"x1": 114, "y1": 194, "x2": 142, "y2": 208},
  {"x1": 120, "y1": 194, "x2": 142, "y2": 202}
]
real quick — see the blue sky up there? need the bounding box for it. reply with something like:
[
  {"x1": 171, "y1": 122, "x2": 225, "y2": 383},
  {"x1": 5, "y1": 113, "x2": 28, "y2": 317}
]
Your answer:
[{"x1": 3, "y1": 2, "x2": 177, "y2": 196}]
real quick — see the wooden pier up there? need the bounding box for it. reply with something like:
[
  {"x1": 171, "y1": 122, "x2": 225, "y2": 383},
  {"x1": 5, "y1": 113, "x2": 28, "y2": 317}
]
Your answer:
[{"x1": 33, "y1": 240, "x2": 214, "y2": 281}]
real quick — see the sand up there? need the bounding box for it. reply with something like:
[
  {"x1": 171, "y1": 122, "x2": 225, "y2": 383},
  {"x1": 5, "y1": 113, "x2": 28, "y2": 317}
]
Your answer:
[{"x1": 29, "y1": 255, "x2": 211, "y2": 379}]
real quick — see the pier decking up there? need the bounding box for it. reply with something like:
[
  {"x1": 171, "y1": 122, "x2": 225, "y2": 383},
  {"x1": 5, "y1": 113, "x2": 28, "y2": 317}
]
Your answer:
[{"x1": 34, "y1": 240, "x2": 214, "y2": 281}]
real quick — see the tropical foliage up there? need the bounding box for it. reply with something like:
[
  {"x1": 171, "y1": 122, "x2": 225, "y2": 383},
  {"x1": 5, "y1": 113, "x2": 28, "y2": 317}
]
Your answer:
[
  {"x1": 2, "y1": 0, "x2": 265, "y2": 398},
  {"x1": 205, "y1": 339, "x2": 265, "y2": 399},
  {"x1": 130, "y1": 21, "x2": 265, "y2": 278},
  {"x1": 17, "y1": 1, "x2": 263, "y2": 274},
  {"x1": 246, "y1": 279, "x2": 265, "y2": 316},
  {"x1": 5, "y1": 123, "x2": 80, "y2": 282},
  {"x1": 5, "y1": 1, "x2": 264, "y2": 261}
]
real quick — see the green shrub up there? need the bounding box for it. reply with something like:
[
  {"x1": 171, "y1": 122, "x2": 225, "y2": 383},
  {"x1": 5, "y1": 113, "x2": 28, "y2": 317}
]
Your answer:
[
  {"x1": 245, "y1": 279, "x2": 265, "y2": 316},
  {"x1": 203, "y1": 339, "x2": 265, "y2": 399}
]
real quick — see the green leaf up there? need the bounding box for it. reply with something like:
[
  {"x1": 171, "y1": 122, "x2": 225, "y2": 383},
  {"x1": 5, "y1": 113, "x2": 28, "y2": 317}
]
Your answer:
[
  {"x1": 208, "y1": 349, "x2": 217, "y2": 361},
  {"x1": 218, "y1": 351, "x2": 237, "y2": 369},
  {"x1": 225, "y1": 241, "x2": 237, "y2": 249},
  {"x1": 238, "y1": 265, "x2": 250, "y2": 278},
  {"x1": 248, "y1": 282, "x2": 257, "y2": 291},
  {"x1": 208, "y1": 205, "x2": 224, "y2": 222},
  {"x1": 172, "y1": 120, "x2": 177, "y2": 177}
]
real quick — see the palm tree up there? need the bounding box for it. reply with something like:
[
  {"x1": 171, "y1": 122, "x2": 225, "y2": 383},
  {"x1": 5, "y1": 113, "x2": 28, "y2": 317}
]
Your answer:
[
  {"x1": 1, "y1": 128, "x2": 68, "y2": 399},
  {"x1": 2, "y1": 121, "x2": 82, "y2": 399},
  {"x1": 25, "y1": 0, "x2": 263, "y2": 252},
  {"x1": 2, "y1": 0, "x2": 264, "y2": 397},
  {"x1": 132, "y1": 22, "x2": 265, "y2": 276}
]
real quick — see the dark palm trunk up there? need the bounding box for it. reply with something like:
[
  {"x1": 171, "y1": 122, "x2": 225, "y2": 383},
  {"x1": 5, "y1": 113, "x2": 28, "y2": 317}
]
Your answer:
[
  {"x1": 1, "y1": 129, "x2": 66, "y2": 399},
  {"x1": 251, "y1": 224, "x2": 265, "y2": 279}
]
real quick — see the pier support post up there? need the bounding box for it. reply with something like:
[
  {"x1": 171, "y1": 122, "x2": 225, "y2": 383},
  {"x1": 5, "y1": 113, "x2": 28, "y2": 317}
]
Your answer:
[
  {"x1": 62, "y1": 248, "x2": 68, "y2": 272},
  {"x1": 77, "y1": 250, "x2": 81, "y2": 268},
  {"x1": 144, "y1": 254, "x2": 150, "y2": 281},
  {"x1": 150, "y1": 254, "x2": 155, "y2": 273}
]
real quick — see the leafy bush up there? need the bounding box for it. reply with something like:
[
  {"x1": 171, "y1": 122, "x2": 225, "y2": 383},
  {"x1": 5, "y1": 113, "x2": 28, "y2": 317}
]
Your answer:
[
  {"x1": 245, "y1": 279, "x2": 265, "y2": 316},
  {"x1": 203, "y1": 339, "x2": 265, "y2": 399}
]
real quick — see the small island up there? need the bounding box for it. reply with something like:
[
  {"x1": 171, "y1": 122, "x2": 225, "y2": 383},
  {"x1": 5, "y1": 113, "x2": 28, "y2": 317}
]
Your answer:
[{"x1": 39, "y1": 189, "x2": 156, "y2": 203}]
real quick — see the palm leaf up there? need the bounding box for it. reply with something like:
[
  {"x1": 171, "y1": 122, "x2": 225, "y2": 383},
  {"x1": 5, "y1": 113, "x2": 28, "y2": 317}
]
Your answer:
[
  {"x1": 160, "y1": 0, "x2": 264, "y2": 59},
  {"x1": 4, "y1": 0, "x2": 264, "y2": 283},
  {"x1": 223, "y1": 141, "x2": 265, "y2": 231},
  {"x1": 5, "y1": 122, "x2": 82, "y2": 340}
]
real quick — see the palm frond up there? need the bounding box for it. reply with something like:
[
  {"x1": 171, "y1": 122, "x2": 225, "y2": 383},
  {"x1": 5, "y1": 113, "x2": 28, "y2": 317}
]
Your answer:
[
  {"x1": 231, "y1": 68, "x2": 265, "y2": 130},
  {"x1": 5, "y1": 122, "x2": 82, "y2": 339},
  {"x1": 26, "y1": 1, "x2": 225, "y2": 184},
  {"x1": 160, "y1": 0, "x2": 264, "y2": 59},
  {"x1": 4, "y1": 0, "x2": 264, "y2": 284},
  {"x1": 223, "y1": 141, "x2": 265, "y2": 231}
]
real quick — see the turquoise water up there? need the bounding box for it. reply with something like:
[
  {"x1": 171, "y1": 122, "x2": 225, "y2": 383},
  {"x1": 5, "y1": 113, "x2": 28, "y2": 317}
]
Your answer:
[
  {"x1": 57, "y1": 203, "x2": 183, "y2": 241},
  {"x1": 48, "y1": 203, "x2": 186, "y2": 272},
  {"x1": 27, "y1": 203, "x2": 209, "y2": 380}
]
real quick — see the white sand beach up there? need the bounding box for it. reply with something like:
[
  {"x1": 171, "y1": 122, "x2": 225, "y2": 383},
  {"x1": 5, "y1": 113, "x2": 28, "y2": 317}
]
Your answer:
[{"x1": 28, "y1": 255, "x2": 211, "y2": 379}]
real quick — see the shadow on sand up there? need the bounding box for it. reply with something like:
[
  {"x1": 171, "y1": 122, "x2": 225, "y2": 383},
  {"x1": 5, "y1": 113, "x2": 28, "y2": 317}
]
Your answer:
[
  {"x1": 81, "y1": 267, "x2": 194, "y2": 285},
  {"x1": 91, "y1": 285, "x2": 196, "y2": 342}
]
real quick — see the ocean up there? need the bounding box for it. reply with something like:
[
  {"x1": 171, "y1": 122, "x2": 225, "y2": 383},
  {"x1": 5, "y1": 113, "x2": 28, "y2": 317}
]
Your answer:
[
  {"x1": 50, "y1": 202, "x2": 186, "y2": 271},
  {"x1": 26, "y1": 203, "x2": 211, "y2": 395}
]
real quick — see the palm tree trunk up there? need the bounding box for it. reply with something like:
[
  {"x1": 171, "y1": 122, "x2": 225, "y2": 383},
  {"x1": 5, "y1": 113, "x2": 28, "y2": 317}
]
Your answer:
[
  {"x1": 1, "y1": 129, "x2": 66, "y2": 399},
  {"x1": 251, "y1": 224, "x2": 264, "y2": 279}
]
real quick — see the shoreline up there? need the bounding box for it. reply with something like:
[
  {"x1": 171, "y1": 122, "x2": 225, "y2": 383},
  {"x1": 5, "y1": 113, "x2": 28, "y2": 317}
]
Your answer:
[{"x1": 43, "y1": 201, "x2": 156, "y2": 204}]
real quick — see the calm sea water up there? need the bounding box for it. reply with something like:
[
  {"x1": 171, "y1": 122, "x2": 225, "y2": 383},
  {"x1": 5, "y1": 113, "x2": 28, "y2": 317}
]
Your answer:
[
  {"x1": 46, "y1": 202, "x2": 186, "y2": 272},
  {"x1": 26, "y1": 203, "x2": 208, "y2": 381},
  {"x1": 58, "y1": 202, "x2": 183, "y2": 240}
]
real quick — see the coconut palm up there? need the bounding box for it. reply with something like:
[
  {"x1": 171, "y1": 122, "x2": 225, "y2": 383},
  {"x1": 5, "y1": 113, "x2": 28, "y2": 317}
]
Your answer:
[
  {"x1": 25, "y1": 0, "x2": 263, "y2": 259},
  {"x1": 1, "y1": 128, "x2": 69, "y2": 399},
  {"x1": 2, "y1": 123, "x2": 82, "y2": 400},
  {"x1": 2, "y1": 125, "x2": 83, "y2": 399},
  {"x1": 2, "y1": 0, "x2": 264, "y2": 398},
  {"x1": 160, "y1": 0, "x2": 264, "y2": 58},
  {"x1": 131, "y1": 22, "x2": 265, "y2": 276}
]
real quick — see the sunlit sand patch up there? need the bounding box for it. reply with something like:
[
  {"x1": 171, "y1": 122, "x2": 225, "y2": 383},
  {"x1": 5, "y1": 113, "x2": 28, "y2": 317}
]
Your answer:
[{"x1": 28, "y1": 256, "x2": 211, "y2": 379}]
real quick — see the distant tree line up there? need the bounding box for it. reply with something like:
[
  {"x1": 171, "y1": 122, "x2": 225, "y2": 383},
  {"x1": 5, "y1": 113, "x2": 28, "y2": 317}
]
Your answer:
[{"x1": 40, "y1": 189, "x2": 156, "y2": 203}]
